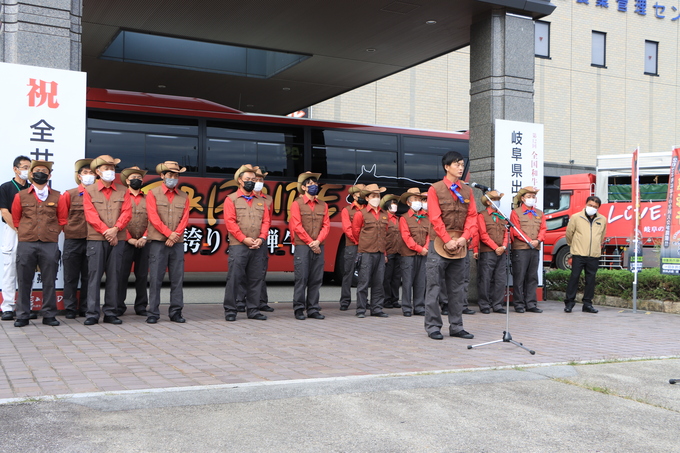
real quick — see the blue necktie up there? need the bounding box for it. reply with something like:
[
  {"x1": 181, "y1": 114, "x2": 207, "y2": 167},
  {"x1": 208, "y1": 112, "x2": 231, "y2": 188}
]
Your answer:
[
  {"x1": 524, "y1": 209, "x2": 536, "y2": 216},
  {"x1": 449, "y1": 184, "x2": 465, "y2": 203}
]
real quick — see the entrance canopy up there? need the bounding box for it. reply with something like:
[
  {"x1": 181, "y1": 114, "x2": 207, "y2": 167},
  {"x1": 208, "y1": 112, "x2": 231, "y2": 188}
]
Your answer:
[{"x1": 83, "y1": 0, "x2": 554, "y2": 114}]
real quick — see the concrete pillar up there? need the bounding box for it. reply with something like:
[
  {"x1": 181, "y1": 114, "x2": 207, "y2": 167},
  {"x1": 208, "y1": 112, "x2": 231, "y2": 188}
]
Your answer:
[
  {"x1": 1, "y1": 0, "x2": 82, "y2": 71},
  {"x1": 467, "y1": 9, "x2": 536, "y2": 304},
  {"x1": 469, "y1": 8, "x2": 535, "y2": 191}
]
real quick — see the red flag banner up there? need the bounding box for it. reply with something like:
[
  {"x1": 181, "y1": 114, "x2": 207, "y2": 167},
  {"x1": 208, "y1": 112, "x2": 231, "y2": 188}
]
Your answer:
[{"x1": 660, "y1": 147, "x2": 680, "y2": 275}]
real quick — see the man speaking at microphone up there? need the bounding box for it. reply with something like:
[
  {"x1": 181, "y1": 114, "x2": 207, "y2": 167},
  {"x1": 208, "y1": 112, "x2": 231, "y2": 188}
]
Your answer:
[{"x1": 424, "y1": 151, "x2": 478, "y2": 341}]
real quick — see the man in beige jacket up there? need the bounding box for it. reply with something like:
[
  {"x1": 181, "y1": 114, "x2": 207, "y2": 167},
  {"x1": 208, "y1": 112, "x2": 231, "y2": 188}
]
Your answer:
[{"x1": 564, "y1": 196, "x2": 607, "y2": 313}]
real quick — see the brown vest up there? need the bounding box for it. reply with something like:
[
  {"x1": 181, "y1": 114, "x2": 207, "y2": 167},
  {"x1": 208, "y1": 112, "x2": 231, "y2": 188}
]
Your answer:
[
  {"x1": 432, "y1": 180, "x2": 472, "y2": 232},
  {"x1": 294, "y1": 196, "x2": 327, "y2": 246},
  {"x1": 512, "y1": 206, "x2": 544, "y2": 250},
  {"x1": 227, "y1": 192, "x2": 265, "y2": 246},
  {"x1": 86, "y1": 183, "x2": 127, "y2": 241},
  {"x1": 400, "y1": 213, "x2": 430, "y2": 257},
  {"x1": 17, "y1": 189, "x2": 62, "y2": 243},
  {"x1": 357, "y1": 208, "x2": 387, "y2": 254},
  {"x1": 385, "y1": 213, "x2": 404, "y2": 255},
  {"x1": 343, "y1": 204, "x2": 361, "y2": 246},
  {"x1": 64, "y1": 186, "x2": 87, "y2": 239},
  {"x1": 479, "y1": 209, "x2": 507, "y2": 253},
  {"x1": 127, "y1": 195, "x2": 148, "y2": 239},
  {"x1": 147, "y1": 186, "x2": 188, "y2": 242},
  {"x1": 259, "y1": 193, "x2": 273, "y2": 210}
]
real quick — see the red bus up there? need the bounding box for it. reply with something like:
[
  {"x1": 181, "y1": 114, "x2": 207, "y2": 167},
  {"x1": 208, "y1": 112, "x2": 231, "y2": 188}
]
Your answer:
[{"x1": 85, "y1": 88, "x2": 470, "y2": 280}]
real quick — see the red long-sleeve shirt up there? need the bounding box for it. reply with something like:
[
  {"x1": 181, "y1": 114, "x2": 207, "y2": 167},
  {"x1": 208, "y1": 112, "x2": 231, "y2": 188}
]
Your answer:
[
  {"x1": 146, "y1": 185, "x2": 191, "y2": 239},
  {"x1": 289, "y1": 194, "x2": 330, "y2": 244},
  {"x1": 82, "y1": 180, "x2": 132, "y2": 234},
  {"x1": 509, "y1": 203, "x2": 547, "y2": 244},
  {"x1": 399, "y1": 210, "x2": 430, "y2": 254},
  {"x1": 427, "y1": 177, "x2": 478, "y2": 243},
  {"x1": 223, "y1": 189, "x2": 271, "y2": 243},
  {"x1": 12, "y1": 186, "x2": 68, "y2": 228},
  {"x1": 341, "y1": 202, "x2": 362, "y2": 245}
]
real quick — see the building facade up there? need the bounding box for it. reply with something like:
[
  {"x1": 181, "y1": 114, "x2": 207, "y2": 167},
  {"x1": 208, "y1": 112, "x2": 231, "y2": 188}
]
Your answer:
[{"x1": 310, "y1": 0, "x2": 680, "y2": 178}]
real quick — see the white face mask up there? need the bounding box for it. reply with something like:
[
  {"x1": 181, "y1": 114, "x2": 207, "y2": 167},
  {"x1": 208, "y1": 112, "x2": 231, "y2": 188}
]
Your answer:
[
  {"x1": 254, "y1": 181, "x2": 264, "y2": 192},
  {"x1": 421, "y1": 202, "x2": 428, "y2": 211},
  {"x1": 410, "y1": 201, "x2": 422, "y2": 212},
  {"x1": 388, "y1": 204, "x2": 398, "y2": 213},
  {"x1": 164, "y1": 178, "x2": 179, "y2": 189},
  {"x1": 523, "y1": 198, "x2": 536, "y2": 208},
  {"x1": 80, "y1": 174, "x2": 95, "y2": 186},
  {"x1": 101, "y1": 170, "x2": 116, "y2": 182},
  {"x1": 585, "y1": 206, "x2": 598, "y2": 216},
  {"x1": 368, "y1": 197, "x2": 380, "y2": 208},
  {"x1": 19, "y1": 170, "x2": 29, "y2": 181}
]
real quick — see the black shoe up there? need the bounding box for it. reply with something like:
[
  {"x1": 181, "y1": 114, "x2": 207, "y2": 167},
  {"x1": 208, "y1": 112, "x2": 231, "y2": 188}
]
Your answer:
[
  {"x1": 65, "y1": 310, "x2": 77, "y2": 319},
  {"x1": 146, "y1": 316, "x2": 158, "y2": 324},
  {"x1": 441, "y1": 308, "x2": 449, "y2": 315},
  {"x1": 462, "y1": 308, "x2": 476, "y2": 315},
  {"x1": 135, "y1": 310, "x2": 148, "y2": 317},
  {"x1": 383, "y1": 303, "x2": 394, "y2": 309},
  {"x1": 564, "y1": 307, "x2": 572, "y2": 313},
  {"x1": 564, "y1": 301, "x2": 575, "y2": 313},
  {"x1": 295, "y1": 309, "x2": 306, "y2": 320},
  {"x1": 14, "y1": 319, "x2": 29, "y2": 327},
  {"x1": 339, "y1": 305, "x2": 349, "y2": 311},
  {"x1": 392, "y1": 302, "x2": 402, "y2": 308},
  {"x1": 429, "y1": 331, "x2": 444, "y2": 340},
  {"x1": 356, "y1": 313, "x2": 365, "y2": 318},
  {"x1": 42, "y1": 317, "x2": 60, "y2": 326},
  {"x1": 515, "y1": 307, "x2": 525, "y2": 313},
  {"x1": 170, "y1": 313, "x2": 186, "y2": 323},
  {"x1": 494, "y1": 308, "x2": 507, "y2": 314},
  {"x1": 236, "y1": 306, "x2": 246, "y2": 313},
  {"x1": 84, "y1": 317, "x2": 98, "y2": 325},
  {"x1": 370, "y1": 312, "x2": 389, "y2": 318},
  {"x1": 29, "y1": 311, "x2": 38, "y2": 320},
  {"x1": 225, "y1": 314, "x2": 236, "y2": 322},
  {"x1": 1, "y1": 311, "x2": 14, "y2": 321},
  {"x1": 450, "y1": 330, "x2": 474, "y2": 339},
  {"x1": 414, "y1": 311, "x2": 425, "y2": 316},
  {"x1": 249, "y1": 314, "x2": 267, "y2": 320},
  {"x1": 403, "y1": 312, "x2": 412, "y2": 317},
  {"x1": 582, "y1": 305, "x2": 599, "y2": 313},
  {"x1": 308, "y1": 312, "x2": 325, "y2": 319},
  {"x1": 526, "y1": 307, "x2": 543, "y2": 313},
  {"x1": 103, "y1": 315, "x2": 123, "y2": 324},
  {"x1": 260, "y1": 305, "x2": 275, "y2": 312},
  {"x1": 78, "y1": 311, "x2": 87, "y2": 318},
  {"x1": 117, "y1": 307, "x2": 127, "y2": 317},
  {"x1": 480, "y1": 308, "x2": 491, "y2": 314}
]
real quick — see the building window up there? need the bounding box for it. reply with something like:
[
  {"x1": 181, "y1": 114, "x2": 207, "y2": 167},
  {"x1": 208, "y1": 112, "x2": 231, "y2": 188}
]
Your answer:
[
  {"x1": 645, "y1": 40, "x2": 658, "y2": 75},
  {"x1": 535, "y1": 21, "x2": 550, "y2": 58},
  {"x1": 591, "y1": 31, "x2": 606, "y2": 67}
]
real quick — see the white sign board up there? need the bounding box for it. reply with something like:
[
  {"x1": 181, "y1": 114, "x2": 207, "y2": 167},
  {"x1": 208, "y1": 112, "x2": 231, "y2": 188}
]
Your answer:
[
  {"x1": 0, "y1": 62, "x2": 86, "y2": 295},
  {"x1": 494, "y1": 119, "x2": 545, "y2": 286}
]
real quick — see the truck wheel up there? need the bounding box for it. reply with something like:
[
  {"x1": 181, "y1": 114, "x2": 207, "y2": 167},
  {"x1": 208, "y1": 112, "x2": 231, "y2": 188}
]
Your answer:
[{"x1": 555, "y1": 246, "x2": 572, "y2": 270}]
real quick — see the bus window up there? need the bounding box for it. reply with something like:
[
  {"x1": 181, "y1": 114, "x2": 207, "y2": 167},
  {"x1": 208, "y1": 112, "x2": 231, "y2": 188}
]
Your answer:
[
  {"x1": 258, "y1": 142, "x2": 293, "y2": 177},
  {"x1": 206, "y1": 139, "x2": 256, "y2": 175},
  {"x1": 312, "y1": 146, "x2": 356, "y2": 179},
  {"x1": 356, "y1": 149, "x2": 397, "y2": 178},
  {"x1": 404, "y1": 153, "x2": 443, "y2": 183},
  {"x1": 87, "y1": 130, "x2": 145, "y2": 170},
  {"x1": 402, "y1": 136, "x2": 468, "y2": 156},
  {"x1": 146, "y1": 134, "x2": 198, "y2": 172},
  {"x1": 313, "y1": 130, "x2": 397, "y2": 151}
]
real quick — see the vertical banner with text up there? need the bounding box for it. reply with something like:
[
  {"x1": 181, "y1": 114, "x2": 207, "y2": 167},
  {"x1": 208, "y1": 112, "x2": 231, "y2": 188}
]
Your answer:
[
  {"x1": 0, "y1": 62, "x2": 86, "y2": 297},
  {"x1": 629, "y1": 147, "x2": 643, "y2": 272},
  {"x1": 493, "y1": 119, "x2": 545, "y2": 287},
  {"x1": 660, "y1": 147, "x2": 680, "y2": 275}
]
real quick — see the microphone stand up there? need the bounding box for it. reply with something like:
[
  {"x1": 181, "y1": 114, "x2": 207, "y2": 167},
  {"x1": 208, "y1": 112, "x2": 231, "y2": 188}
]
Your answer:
[{"x1": 467, "y1": 190, "x2": 535, "y2": 355}]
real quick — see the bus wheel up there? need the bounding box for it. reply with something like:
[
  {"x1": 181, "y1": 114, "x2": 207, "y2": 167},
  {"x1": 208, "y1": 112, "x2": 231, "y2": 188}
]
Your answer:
[{"x1": 555, "y1": 246, "x2": 572, "y2": 270}]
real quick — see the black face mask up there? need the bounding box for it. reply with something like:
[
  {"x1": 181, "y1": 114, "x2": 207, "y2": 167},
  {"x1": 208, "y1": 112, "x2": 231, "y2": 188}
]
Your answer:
[
  {"x1": 32, "y1": 172, "x2": 49, "y2": 185},
  {"x1": 129, "y1": 179, "x2": 143, "y2": 190},
  {"x1": 357, "y1": 197, "x2": 368, "y2": 206},
  {"x1": 243, "y1": 181, "x2": 256, "y2": 193}
]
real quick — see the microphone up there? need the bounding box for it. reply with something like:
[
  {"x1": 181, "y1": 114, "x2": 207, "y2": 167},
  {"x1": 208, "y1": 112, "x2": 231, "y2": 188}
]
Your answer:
[{"x1": 468, "y1": 182, "x2": 492, "y2": 192}]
